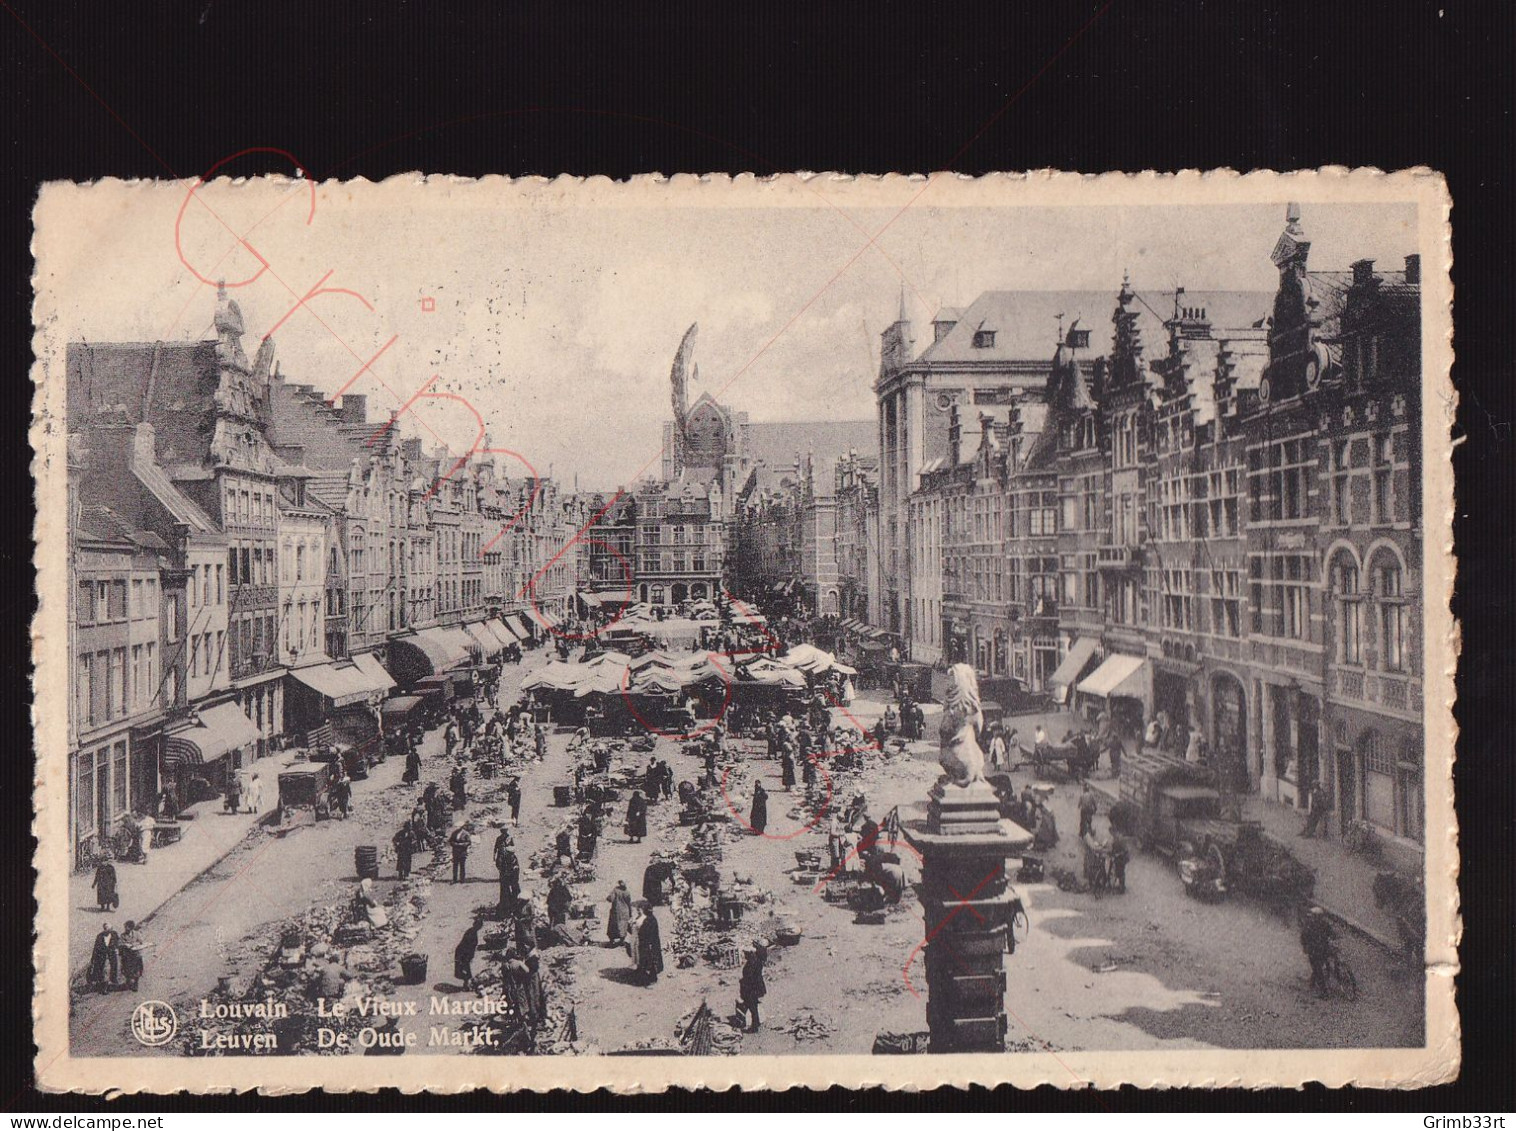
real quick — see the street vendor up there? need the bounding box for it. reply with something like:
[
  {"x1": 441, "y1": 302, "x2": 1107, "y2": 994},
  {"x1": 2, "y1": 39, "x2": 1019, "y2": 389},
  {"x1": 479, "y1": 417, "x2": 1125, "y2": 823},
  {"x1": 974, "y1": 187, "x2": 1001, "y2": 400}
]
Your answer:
[{"x1": 352, "y1": 877, "x2": 388, "y2": 928}]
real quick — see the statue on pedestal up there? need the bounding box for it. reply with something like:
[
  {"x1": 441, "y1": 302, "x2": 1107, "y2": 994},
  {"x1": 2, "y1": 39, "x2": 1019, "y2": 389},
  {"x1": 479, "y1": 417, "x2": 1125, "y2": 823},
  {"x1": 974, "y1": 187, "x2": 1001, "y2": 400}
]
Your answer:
[{"x1": 938, "y1": 663, "x2": 987, "y2": 787}]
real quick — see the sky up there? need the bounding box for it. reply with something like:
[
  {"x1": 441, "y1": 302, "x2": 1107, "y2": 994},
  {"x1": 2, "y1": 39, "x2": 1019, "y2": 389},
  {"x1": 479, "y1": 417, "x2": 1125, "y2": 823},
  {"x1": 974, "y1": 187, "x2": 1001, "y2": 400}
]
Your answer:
[{"x1": 37, "y1": 179, "x2": 1419, "y2": 491}]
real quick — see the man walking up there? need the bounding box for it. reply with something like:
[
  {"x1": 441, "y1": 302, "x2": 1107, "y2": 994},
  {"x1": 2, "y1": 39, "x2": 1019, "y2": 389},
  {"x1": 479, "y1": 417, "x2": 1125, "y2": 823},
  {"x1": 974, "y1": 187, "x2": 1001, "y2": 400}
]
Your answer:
[
  {"x1": 494, "y1": 829, "x2": 520, "y2": 915},
  {"x1": 449, "y1": 822, "x2": 473, "y2": 884},
  {"x1": 1299, "y1": 781, "x2": 1330, "y2": 839},
  {"x1": 1078, "y1": 783, "x2": 1099, "y2": 838},
  {"x1": 393, "y1": 823, "x2": 416, "y2": 879},
  {"x1": 735, "y1": 940, "x2": 769, "y2": 1032},
  {"x1": 506, "y1": 776, "x2": 522, "y2": 824},
  {"x1": 454, "y1": 916, "x2": 483, "y2": 991}
]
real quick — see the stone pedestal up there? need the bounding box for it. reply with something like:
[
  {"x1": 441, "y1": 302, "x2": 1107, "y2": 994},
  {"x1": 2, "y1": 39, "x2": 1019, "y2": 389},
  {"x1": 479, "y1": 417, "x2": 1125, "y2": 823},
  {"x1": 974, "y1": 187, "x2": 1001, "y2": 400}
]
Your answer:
[{"x1": 904, "y1": 777, "x2": 1032, "y2": 1054}]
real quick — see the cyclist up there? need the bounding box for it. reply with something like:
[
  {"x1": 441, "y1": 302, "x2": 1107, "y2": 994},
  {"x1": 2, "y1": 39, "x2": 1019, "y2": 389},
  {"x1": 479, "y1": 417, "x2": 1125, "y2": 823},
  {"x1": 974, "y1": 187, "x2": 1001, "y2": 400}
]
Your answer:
[{"x1": 1299, "y1": 905, "x2": 1338, "y2": 997}]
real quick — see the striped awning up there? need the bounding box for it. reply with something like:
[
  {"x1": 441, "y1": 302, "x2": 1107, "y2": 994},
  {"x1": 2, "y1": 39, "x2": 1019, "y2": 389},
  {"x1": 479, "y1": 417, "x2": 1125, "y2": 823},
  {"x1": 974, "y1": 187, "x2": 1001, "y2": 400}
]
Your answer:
[
  {"x1": 350, "y1": 652, "x2": 396, "y2": 694},
  {"x1": 491, "y1": 617, "x2": 524, "y2": 643},
  {"x1": 462, "y1": 621, "x2": 502, "y2": 658},
  {"x1": 163, "y1": 701, "x2": 259, "y2": 770}
]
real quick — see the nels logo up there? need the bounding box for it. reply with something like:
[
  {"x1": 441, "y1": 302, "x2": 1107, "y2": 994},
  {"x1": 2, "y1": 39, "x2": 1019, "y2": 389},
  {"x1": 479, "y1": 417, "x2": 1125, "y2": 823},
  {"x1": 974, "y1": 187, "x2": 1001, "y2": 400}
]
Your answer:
[{"x1": 129, "y1": 1000, "x2": 178, "y2": 1047}]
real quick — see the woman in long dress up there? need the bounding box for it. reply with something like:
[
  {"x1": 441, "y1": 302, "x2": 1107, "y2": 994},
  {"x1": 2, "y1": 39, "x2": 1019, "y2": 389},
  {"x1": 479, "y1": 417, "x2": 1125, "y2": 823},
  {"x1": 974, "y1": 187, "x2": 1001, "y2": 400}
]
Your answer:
[
  {"x1": 624, "y1": 790, "x2": 648, "y2": 843},
  {"x1": 635, "y1": 904, "x2": 664, "y2": 985},
  {"x1": 91, "y1": 858, "x2": 119, "y2": 911},
  {"x1": 749, "y1": 782, "x2": 769, "y2": 834},
  {"x1": 606, "y1": 880, "x2": 633, "y2": 946}
]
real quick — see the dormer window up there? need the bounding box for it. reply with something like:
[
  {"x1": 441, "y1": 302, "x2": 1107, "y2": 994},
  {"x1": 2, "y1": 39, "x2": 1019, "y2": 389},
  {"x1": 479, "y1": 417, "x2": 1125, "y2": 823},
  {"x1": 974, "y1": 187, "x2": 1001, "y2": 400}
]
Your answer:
[{"x1": 972, "y1": 330, "x2": 997, "y2": 349}]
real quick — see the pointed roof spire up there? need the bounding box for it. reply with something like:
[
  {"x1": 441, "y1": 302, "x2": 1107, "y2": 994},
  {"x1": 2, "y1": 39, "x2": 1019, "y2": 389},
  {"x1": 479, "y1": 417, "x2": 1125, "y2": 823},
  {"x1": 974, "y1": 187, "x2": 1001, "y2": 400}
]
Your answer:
[{"x1": 897, "y1": 282, "x2": 909, "y2": 325}]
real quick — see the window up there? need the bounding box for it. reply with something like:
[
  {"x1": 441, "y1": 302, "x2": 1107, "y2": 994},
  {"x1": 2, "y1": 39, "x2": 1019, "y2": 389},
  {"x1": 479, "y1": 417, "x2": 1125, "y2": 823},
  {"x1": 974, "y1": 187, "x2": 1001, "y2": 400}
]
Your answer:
[
  {"x1": 240, "y1": 547, "x2": 251, "y2": 585},
  {"x1": 1376, "y1": 557, "x2": 1407, "y2": 672},
  {"x1": 1249, "y1": 553, "x2": 1314, "y2": 640},
  {"x1": 131, "y1": 578, "x2": 143, "y2": 618},
  {"x1": 215, "y1": 564, "x2": 224, "y2": 603},
  {"x1": 229, "y1": 546, "x2": 239, "y2": 586},
  {"x1": 1373, "y1": 433, "x2": 1395, "y2": 524},
  {"x1": 144, "y1": 643, "x2": 155, "y2": 701},
  {"x1": 972, "y1": 329, "x2": 996, "y2": 349},
  {"x1": 109, "y1": 579, "x2": 127, "y2": 620},
  {"x1": 131, "y1": 645, "x2": 143, "y2": 708},
  {"x1": 77, "y1": 580, "x2": 95, "y2": 624},
  {"x1": 76, "y1": 654, "x2": 92, "y2": 727},
  {"x1": 1208, "y1": 568, "x2": 1242, "y2": 638},
  {"x1": 1332, "y1": 555, "x2": 1362, "y2": 664},
  {"x1": 110, "y1": 647, "x2": 126, "y2": 718},
  {"x1": 1332, "y1": 439, "x2": 1352, "y2": 525},
  {"x1": 1249, "y1": 438, "x2": 1313, "y2": 522},
  {"x1": 188, "y1": 633, "x2": 199, "y2": 678},
  {"x1": 113, "y1": 742, "x2": 128, "y2": 815},
  {"x1": 296, "y1": 543, "x2": 306, "y2": 582}
]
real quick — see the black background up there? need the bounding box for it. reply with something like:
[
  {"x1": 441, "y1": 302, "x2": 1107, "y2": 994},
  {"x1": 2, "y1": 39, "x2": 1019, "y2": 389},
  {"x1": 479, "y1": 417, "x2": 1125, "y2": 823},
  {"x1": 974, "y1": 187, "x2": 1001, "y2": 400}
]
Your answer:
[{"x1": 1, "y1": 0, "x2": 1510, "y2": 1112}]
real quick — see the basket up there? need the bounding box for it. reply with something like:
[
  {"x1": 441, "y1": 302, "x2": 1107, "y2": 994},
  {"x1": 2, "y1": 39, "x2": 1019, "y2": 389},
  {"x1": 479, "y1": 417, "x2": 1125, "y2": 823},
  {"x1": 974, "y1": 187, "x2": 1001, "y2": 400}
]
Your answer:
[
  {"x1": 399, "y1": 953, "x2": 428, "y2": 984},
  {"x1": 355, "y1": 845, "x2": 381, "y2": 880},
  {"x1": 705, "y1": 941, "x2": 740, "y2": 969},
  {"x1": 775, "y1": 927, "x2": 802, "y2": 947},
  {"x1": 553, "y1": 785, "x2": 572, "y2": 807}
]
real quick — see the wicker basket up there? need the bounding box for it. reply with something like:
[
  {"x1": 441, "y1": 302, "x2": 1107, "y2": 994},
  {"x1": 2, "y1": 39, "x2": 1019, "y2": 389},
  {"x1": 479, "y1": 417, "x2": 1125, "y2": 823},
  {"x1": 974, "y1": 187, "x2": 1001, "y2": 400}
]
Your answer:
[{"x1": 705, "y1": 941, "x2": 741, "y2": 969}]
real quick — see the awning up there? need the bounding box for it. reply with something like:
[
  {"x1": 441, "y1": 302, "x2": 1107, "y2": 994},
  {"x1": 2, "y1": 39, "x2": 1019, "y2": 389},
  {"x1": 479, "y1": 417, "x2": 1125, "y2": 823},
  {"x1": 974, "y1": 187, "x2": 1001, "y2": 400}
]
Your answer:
[
  {"x1": 290, "y1": 661, "x2": 379, "y2": 708},
  {"x1": 1077, "y1": 653, "x2": 1151, "y2": 706},
  {"x1": 512, "y1": 611, "x2": 537, "y2": 639},
  {"x1": 163, "y1": 701, "x2": 260, "y2": 769},
  {"x1": 492, "y1": 617, "x2": 525, "y2": 643},
  {"x1": 437, "y1": 625, "x2": 482, "y2": 663},
  {"x1": 388, "y1": 627, "x2": 473, "y2": 681},
  {"x1": 1048, "y1": 637, "x2": 1100, "y2": 703},
  {"x1": 462, "y1": 621, "x2": 502, "y2": 658},
  {"x1": 350, "y1": 652, "x2": 396, "y2": 695},
  {"x1": 478, "y1": 619, "x2": 513, "y2": 652}
]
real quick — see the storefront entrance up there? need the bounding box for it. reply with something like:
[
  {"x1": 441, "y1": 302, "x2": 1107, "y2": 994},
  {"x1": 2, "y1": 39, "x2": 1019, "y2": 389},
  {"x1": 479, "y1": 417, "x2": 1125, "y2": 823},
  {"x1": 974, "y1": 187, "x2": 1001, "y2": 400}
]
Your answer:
[{"x1": 1210, "y1": 672, "x2": 1248, "y2": 794}]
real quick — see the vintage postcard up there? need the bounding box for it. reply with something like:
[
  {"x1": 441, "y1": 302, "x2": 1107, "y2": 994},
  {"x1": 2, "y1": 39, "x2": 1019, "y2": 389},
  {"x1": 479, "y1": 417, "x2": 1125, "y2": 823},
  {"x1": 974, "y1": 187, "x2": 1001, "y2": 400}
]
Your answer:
[{"x1": 31, "y1": 169, "x2": 1456, "y2": 1093}]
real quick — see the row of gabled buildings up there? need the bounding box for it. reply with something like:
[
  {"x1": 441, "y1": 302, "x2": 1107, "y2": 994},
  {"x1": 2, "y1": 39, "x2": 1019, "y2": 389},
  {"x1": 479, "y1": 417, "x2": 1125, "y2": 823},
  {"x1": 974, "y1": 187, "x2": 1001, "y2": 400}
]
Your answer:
[
  {"x1": 875, "y1": 205, "x2": 1425, "y2": 856},
  {"x1": 65, "y1": 287, "x2": 586, "y2": 864}
]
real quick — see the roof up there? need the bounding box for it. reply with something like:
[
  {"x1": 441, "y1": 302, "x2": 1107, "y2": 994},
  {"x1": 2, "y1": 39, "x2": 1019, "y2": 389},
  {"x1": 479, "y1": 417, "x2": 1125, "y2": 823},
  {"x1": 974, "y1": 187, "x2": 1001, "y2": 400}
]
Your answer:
[
  {"x1": 739, "y1": 420, "x2": 876, "y2": 472},
  {"x1": 130, "y1": 447, "x2": 219, "y2": 533},
  {"x1": 913, "y1": 289, "x2": 1272, "y2": 369},
  {"x1": 76, "y1": 505, "x2": 138, "y2": 547},
  {"x1": 67, "y1": 341, "x2": 221, "y2": 467}
]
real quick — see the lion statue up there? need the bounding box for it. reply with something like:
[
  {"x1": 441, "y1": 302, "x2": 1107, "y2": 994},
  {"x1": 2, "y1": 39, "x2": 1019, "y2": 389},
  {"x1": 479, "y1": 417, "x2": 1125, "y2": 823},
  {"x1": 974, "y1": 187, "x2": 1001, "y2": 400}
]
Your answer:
[{"x1": 938, "y1": 663, "x2": 987, "y2": 787}]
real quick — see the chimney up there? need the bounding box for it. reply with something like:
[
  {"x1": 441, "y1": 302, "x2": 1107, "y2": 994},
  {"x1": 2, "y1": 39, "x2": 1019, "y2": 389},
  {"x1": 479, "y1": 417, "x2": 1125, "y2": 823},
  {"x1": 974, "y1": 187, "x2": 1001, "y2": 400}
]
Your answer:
[
  {"x1": 339, "y1": 394, "x2": 368, "y2": 424},
  {"x1": 1351, "y1": 259, "x2": 1376, "y2": 285},
  {"x1": 947, "y1": 405, "x2": 963, "y2": 467},
  {"x1": 1404, "y1": 254, "x2": 1421, "y2": 285}
]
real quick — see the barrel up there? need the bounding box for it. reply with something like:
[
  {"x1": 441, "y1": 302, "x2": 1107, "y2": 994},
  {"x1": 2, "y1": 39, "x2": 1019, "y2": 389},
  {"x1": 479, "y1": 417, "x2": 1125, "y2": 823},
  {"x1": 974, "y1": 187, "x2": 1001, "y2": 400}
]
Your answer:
[
  {"x1": 355, "y1": 845, "x2": 381, "y2": 880},
  {"x1": 399, "y1": 953, "x2": 428, "y2": 985},
  {"x1": 553, "y1": 785, "x2": 572, "y2": 807}
]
